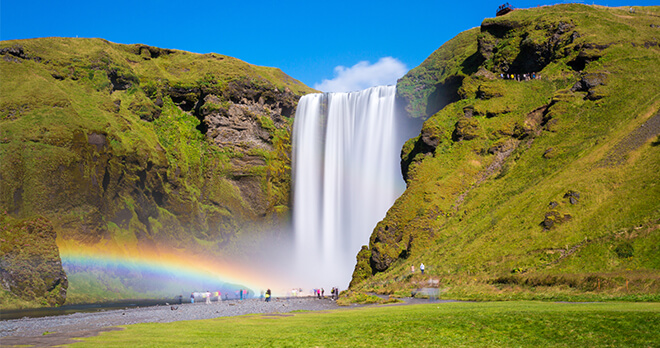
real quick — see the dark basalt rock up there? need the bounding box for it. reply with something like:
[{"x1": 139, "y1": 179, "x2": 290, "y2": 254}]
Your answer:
[
  {"x1": 564, "y1": 190, "x2": 580, "y2": 204},
  {"x1": 571, "y1": 73, "x2": 607, "y2": 92},
  {"x1": 0, "y1": 44, "x2": 42, "y2": 63},
  {"x1": 571, "y1": 73, "x2": 608, "y2": 100},
  {"x1": 135, "y1": 45, "x2": 175, "y2": 59},
  {"x1": 541, "y1": 210, "x2": 571, "y2": 230},
  {"x1": 400, "y1": 132, "x2": 439, "y2": 183},
  {"x1": 476, "y1": 84, "x2": 504, "y2": 100},
  {"x1": 368, "y1": 222, "x2": 407, "y2": 273},
  {"x1": 567, "y1": 44, "x2": 605, "y2": 71},
  {"x1": 481, "y1": 19, "x2": 523, "y2": 38},
  {"x1": 108, "y1": 68, "x2": 137, "y2": 91}
]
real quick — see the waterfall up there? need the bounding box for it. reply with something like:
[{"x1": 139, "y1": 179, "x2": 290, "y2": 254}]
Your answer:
[{"x1": 291, "y1": 85, "x2": 408, "y2": 289}]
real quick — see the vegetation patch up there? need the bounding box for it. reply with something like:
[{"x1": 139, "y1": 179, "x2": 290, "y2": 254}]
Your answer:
[
  {"x1": 353, "y1": 4, "x2": 660, "y2": 300},
  {"x1": 74, "y1": 301, "x2": 660, "y2": 347}
]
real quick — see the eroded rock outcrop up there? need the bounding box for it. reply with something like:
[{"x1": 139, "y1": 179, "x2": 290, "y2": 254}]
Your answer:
[
  {"x1": 0, "y1": 214, "x2": 68, "y2": 306},
  {"x1": 0, "y1": 37, "x2": 315, "y2": 305},
  {"x1": 352, "y1": 4, "x2": 660, "y2": 291}
]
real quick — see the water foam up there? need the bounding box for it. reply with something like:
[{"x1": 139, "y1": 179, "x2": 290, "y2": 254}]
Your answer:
[{"x1": 292, "y1": 85, "x2": 407, "y2": 288}]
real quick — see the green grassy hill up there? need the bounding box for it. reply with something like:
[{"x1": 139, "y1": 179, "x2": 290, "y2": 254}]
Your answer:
[
  {"x1": 349, "y1": 4, "x2": 660, "y2": 301},
  {"x1": 0, "y1": 38, "x2": 316, "y2": 307}
]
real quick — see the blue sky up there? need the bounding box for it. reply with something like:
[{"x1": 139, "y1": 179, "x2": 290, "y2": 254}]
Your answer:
[{"x1": 1, "y1": 0, "x2": 657, "y2": 92}]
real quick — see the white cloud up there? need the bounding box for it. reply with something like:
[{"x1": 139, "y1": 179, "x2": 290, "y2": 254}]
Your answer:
[{"x1": 314, "y1": 57, "x2": 408, "y2": 93}]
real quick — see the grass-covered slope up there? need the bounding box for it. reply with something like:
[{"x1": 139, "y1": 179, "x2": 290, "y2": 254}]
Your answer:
[
  {"x1": 0, "y1": 38, "x2": 316, "y2": 307},
  {"x1": 350, "y1": 4, "x2": 660, "y2": 301}
]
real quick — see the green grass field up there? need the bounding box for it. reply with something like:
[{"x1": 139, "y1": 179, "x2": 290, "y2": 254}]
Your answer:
[{"x1": 73, "y1": 301, "x2": 659, "y2": 347}]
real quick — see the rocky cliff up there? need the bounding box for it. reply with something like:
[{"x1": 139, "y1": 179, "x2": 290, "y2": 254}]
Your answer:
[
  {"x1": 0, "y1": 38, "x2": 316, "y2": 307},
  {"x1": 0, "y1": 214, "x2": 68, "y2": 306},
  {"x1": 350, "y1": 4, "x2": 660, "y2": 300}
]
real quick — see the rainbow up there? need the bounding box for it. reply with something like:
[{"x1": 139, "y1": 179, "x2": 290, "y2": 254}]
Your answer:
[{"x1": 57, "y1": 239, "x2": 292, "y2": 298}]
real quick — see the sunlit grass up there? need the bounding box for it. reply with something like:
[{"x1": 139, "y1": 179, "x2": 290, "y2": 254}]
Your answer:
[
  {"x1": 353, "y1": 3, "x2": 660, "y2": 299},
  {"x1": 74, "y1": 301, "x2": 660, "y2": 347}
]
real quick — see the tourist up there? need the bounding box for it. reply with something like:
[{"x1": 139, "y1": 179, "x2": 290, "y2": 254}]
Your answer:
[
  {"x1": 206, "y1": 291, "x2": 211, "y2": 304},
  {"x1": 178, "y1": 295, "x2": 183, "y2": 305},
  {"x1": 321, "y1": 288, "x2": 325, "y2": 299},
  {"x1": 265, "y1": 289, "x2": 271, "y2": 302},
  {"x1": 420, "y1": 263, "x2": 425, "y2": 275},
  {"x1": 190, "y1": 293, "x2": 194, "y2": 304}
]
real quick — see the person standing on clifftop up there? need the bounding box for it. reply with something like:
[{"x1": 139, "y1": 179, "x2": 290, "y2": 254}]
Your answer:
[{"x1": 420, "y1": 263, "x2": 425, "y2": 275}]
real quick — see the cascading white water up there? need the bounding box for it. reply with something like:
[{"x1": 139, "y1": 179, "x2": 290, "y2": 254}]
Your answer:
[{"x1": 292, "y1": 85, "x2": 407, "y2": 289}]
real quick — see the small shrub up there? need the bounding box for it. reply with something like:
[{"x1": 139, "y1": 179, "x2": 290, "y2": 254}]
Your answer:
[{"x1": 614, "y1": 242, "x2": 634, "y2": 259}]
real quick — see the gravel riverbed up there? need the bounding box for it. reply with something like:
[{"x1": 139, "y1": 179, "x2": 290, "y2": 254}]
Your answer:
[{"x1": 0, "y1": 297, "x2": 341, "y2": 347}]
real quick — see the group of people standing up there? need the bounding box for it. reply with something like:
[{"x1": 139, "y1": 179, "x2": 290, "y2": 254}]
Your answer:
[
  {"x1": 187, "y1": 287, "x2": 342, "y2": 304},
  {"x1": 500, "y1": 72, "x2": 539, "y2": 81},
  {"x1": 411, "y1": 263, "x2": 425, "y2": 275},
  {"x1": 312, "y1": 287, "x2": 340, "y2": 300},
  {"x1": 189, "y1": 289, "x2": 250, "y2": 303},
  {"x1": 190, "y1": 291, "x2": 221, "y2": 304}
]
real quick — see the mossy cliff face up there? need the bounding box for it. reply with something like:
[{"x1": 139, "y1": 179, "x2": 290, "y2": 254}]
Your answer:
[
  {"x1": 1, "y1": 214, "x2": 68, "y2": 306},
  {"x1": 0, "y1": 38, "x2": 316, "y2": 306},
  {"x1": 352, "y1": 4, "x2": 660, "y2": 299}
]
